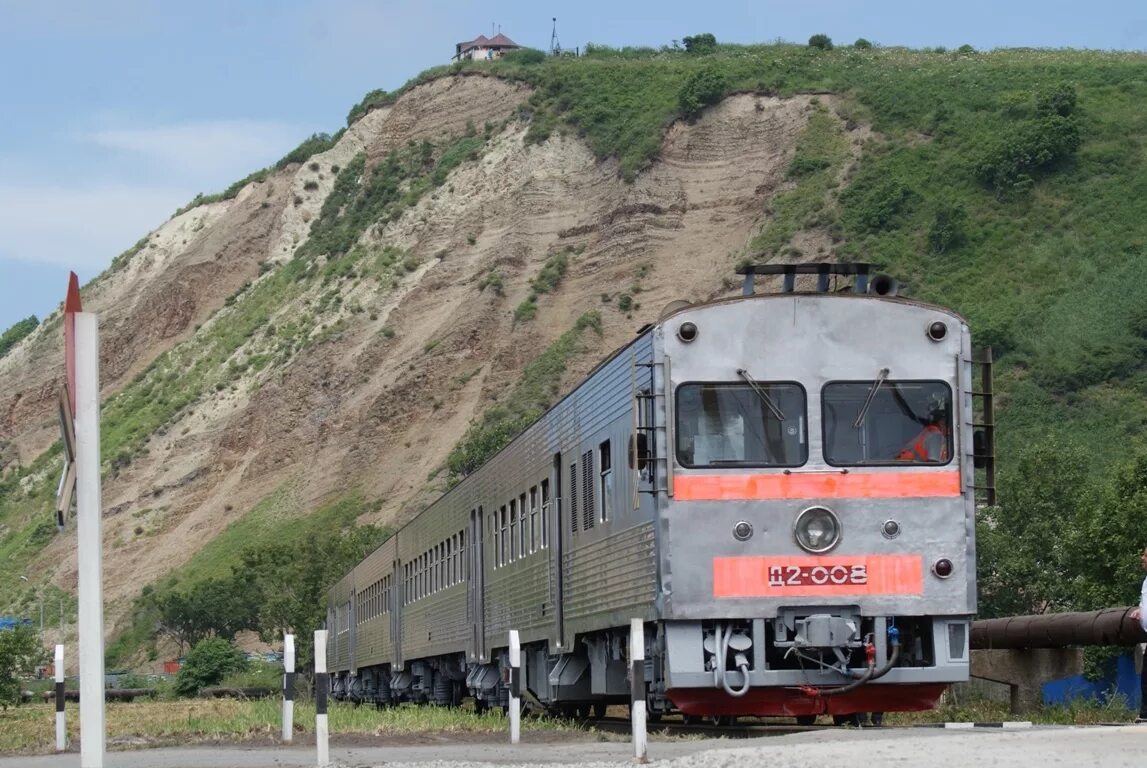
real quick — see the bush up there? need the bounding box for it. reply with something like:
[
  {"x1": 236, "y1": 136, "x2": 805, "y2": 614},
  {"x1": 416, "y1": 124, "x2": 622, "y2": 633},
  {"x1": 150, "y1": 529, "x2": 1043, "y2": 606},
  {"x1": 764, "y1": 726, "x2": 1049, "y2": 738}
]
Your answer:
[
  {"x1": 977, "y1": 114, "x2": 1082, "y2": 194},
  {"x1": 957, "y1": 43, "x2": 976, "y2": 54},
  {"x1": 808, "y1": 34, "x2": 834, "y2": 51},
  {"x1": 927, "y1": 202, "x2": 968, "y2": 254},
  {"x1": 1036, "y1": 82, "x2": 1079, "y2": 118},
  {"x1": 678, "y1": 67, "x2": 726, "y2": 118},
  {"x1": 853, "y1": 38, "x2": 873, "y2": 49},
  {"x1": 682, "y1": 33, "x2": 717, "y2": 54},
  {"x1": 0, "y1": 316, "x2": 38, "y2": 360},
  {"x1": 174, "y1": 637, "x2": 248, "y2": 697},
  {"x1": 502, "y1": 48, "x2": 547, "y2": 65},
  {"x1": 0, "y1": 624, "x2": 44, "y2": 707}
]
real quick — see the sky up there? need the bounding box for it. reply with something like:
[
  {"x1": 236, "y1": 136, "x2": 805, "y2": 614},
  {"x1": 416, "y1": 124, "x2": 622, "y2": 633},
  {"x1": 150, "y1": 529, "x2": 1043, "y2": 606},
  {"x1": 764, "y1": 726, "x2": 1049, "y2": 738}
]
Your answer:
[{"x1": 1, "y1": 0, "x2": 1145, "y2": 332}]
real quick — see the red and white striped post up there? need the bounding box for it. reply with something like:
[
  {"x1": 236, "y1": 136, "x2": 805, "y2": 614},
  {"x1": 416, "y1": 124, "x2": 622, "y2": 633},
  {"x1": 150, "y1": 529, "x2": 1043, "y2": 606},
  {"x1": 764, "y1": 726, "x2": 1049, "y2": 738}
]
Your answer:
[
  {"x1": 314, "y1": 629, "x2": 329, "y2": 767},
  {"x1": 282, "y1": 634, "x2": 295, "y2": 743},
  {"x1": 508, "y1": 630, "x2": 521, "y2": 745},
  {"x1": 54, "y1": 644, "x2": 65, "y2": 751},
  {"x1": 630, "y1": 618, "x2": 647, "y2": 763}
]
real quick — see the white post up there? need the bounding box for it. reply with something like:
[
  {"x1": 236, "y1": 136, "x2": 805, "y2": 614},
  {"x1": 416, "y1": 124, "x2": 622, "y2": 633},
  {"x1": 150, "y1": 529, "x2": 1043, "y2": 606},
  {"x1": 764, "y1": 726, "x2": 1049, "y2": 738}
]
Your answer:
[
  {"x1": 314, "y1": 630, "x2": 329, "y2": 767},
  {"x1": 508, "y1": 629, "x2": 521, "y2": 745},
  {"x1": 75, "y1": 313, "x2": 105, "y2": 768},
  {"x1": 282, "y1": 634, "x2": 296, "y2": 742},
  {"x1": 54, "y1": 644, "x2": 65, "y2": 751},
  {"x1": 630, "y1": 618, "x2": 647, "y2": 763}
]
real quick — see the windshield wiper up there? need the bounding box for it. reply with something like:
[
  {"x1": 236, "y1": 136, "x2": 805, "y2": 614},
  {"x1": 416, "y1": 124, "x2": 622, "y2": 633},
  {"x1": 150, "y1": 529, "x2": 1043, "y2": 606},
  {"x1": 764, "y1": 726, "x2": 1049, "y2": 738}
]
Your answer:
[
  {"x1": 852, "y1": 367, "x2": 890, "y2": 429},
  {"x1": 736, "y1": 368, "x2": 786, "y2": 421}
]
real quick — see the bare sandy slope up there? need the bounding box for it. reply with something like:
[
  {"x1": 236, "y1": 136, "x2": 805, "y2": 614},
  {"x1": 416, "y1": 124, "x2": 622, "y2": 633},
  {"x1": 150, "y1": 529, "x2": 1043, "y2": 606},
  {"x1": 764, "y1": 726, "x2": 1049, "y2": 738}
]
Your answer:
[{"x1": 0, "y1": 76, "x2": 864, "y2": 650}]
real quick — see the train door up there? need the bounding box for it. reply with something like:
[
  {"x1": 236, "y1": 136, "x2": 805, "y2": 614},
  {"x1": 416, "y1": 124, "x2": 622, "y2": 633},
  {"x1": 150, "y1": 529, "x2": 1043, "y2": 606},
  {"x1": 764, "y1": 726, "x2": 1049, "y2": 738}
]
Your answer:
[
  {"x1": 551, "y1": 452, "x2": 565, "y2": 650},
  {"x1": 468, "y1": 507, "x2": 486, "y2": 661},
  {"x1": 392, "y1": 560, "x2": 403, "y2": 669}
]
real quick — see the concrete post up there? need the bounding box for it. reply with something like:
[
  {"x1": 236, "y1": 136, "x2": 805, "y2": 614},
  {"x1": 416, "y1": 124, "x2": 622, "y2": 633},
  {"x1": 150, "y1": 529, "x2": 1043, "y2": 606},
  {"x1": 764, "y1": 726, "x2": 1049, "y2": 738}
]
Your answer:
[
  {"x1": 75, "y1": 313, "x2": 105, "y2": 768},
  {"x1": 630, "y1": 618, "x2": 647, "y2": 763},
  {"x1": 971, "y1": 648, "x2": 1084, "y2": 714},
  {"x1": 282, "y1": 634, "x2": 295, "y2": 743},
  {"x1": 54, "y1": 644, "x2": 65, "y2": 751},
  {"x1": 508, "y1": 630, "x2": 521, "y2": 745},
  {"x1": 315, "y1": 630, "x2": 329, "y2": 767}
]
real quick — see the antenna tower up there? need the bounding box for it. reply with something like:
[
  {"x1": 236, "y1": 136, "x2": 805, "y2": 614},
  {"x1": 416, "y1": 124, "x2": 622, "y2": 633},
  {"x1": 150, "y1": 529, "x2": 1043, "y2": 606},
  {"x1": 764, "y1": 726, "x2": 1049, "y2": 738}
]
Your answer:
[{"x1": 550, "y1": 17, "x2": 561, "y2": 56}]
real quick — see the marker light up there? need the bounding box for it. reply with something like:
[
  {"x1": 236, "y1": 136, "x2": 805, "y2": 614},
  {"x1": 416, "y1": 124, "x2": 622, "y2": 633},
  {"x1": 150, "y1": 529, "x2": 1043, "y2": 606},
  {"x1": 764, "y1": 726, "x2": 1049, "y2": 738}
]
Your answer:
[{"x1": 933, "y1": 558, "x2": 954, "y2": 578}]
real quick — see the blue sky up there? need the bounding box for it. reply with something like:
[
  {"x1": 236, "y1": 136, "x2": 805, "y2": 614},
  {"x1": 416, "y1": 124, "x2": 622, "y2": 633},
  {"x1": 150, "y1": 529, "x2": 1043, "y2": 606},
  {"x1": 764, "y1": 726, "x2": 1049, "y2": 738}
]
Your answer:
[{"x1": 1, "y1": 0, "x2": 1145, "y2": 332}]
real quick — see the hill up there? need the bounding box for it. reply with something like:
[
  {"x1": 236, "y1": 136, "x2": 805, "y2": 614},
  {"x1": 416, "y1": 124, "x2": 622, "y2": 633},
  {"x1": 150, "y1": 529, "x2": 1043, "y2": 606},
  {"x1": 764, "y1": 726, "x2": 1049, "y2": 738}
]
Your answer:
[{"x1": 2, "y1": 41, "x2": 1147, "y2": 662}]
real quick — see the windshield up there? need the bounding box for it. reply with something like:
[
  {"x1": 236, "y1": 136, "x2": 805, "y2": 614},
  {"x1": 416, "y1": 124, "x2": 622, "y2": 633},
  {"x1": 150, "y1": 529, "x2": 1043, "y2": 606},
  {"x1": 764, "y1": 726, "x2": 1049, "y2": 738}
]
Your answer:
[
  {"x1": 675, "y1": 383, "x2": 807, "y2": 468},
  {"x1": 823, "y1": 380, "x2": 953, "y2": 466}
]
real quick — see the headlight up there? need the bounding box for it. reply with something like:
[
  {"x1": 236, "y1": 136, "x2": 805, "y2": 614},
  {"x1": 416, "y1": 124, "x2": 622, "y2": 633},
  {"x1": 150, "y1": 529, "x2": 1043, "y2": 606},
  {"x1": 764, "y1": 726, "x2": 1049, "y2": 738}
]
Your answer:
[{"x1": 794, "y1": 506, "x2": 841, "y2": 553}]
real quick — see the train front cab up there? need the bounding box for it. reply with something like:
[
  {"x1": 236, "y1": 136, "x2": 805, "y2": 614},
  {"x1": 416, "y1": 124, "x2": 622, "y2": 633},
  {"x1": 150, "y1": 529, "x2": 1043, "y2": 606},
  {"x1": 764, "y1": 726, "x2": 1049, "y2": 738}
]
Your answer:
[{"x1": 651, "y1": 292, "x2": 977, "y2": 718}]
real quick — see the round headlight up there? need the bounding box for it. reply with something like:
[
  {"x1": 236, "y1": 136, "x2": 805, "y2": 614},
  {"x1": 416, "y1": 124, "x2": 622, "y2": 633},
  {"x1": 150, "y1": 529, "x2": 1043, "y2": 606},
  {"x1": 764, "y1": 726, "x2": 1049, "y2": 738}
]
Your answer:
[{"x1": 794, "y1": 506, "x2": 841, "y2": 554}]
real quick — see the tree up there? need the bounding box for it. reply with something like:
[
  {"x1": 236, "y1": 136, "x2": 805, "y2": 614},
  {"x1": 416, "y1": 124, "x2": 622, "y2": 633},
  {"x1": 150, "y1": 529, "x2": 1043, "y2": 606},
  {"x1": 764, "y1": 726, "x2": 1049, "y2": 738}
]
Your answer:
[
  {"x1": 682, "y1": 33, "x2": 717, "y2": 54},
  {"x1": 174, "y1": 637, "x2": 248, "y2": 697},
  {"x1": 808, "y1": 34, "x2": 834, "y2": 51},
  {"x1": 0, "y1": 624, "x2": 45, "y2": 708},
  {"x1": 976, "y1": 439, "x2": 1092, "y2": 617},
  {"x1": 853, "y1": 38, "x2": 873, "y2": 49},
  {"x1": 231, "y1": 523, "x2": 388, "y2": 672},
  {"x1": 154, "y1": 577, "x2": 260, "y2": 653}
]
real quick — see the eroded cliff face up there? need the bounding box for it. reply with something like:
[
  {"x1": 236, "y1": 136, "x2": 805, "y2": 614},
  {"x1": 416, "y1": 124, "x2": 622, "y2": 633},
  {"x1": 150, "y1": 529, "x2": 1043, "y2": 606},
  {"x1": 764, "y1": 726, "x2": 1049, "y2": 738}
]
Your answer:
[{"x1": 0, "y1": 75, "x2": 860, "y2": 632}]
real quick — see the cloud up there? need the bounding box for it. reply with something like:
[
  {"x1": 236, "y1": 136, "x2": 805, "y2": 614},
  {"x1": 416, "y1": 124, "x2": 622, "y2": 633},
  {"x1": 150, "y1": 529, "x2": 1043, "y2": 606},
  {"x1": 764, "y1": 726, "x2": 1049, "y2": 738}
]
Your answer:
[
  {"x1": 83, "y1": 119, "x2": 305, "y2": 184},
  {"x1": 0, "y1": 183, "x2": 187, "y2": 270}
]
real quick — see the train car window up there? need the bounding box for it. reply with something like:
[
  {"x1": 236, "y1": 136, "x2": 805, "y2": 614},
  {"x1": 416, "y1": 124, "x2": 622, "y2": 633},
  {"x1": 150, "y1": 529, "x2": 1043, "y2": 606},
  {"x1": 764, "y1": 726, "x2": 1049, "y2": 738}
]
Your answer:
[
  {"x1": 519, "y1": 493, "x2": 528, "y2": 556},
  {"x1": 822, "y1": 380, "x2": 953, "y2": 466},
  {"x1": 675, "y1": 383, "x2": 807, "y2": 468},
  {"x1": 599, "y1": 441, "x2": 613, "y2": 523},
  {"x1": 500, "y1": 505, "x2": 509, "y2": 565},
  {"x1": 529, "y1": 487, "x2": 538, "y2": 553},
  {"x1": 492, "y1": 511, "x2": 500, "y2": 568},
  {"x1": 540, "y1": 479, "x2": 551, "y2": 549},
  {"x1": 509, "y1": 499, "x2": 518, "y2": 562}
]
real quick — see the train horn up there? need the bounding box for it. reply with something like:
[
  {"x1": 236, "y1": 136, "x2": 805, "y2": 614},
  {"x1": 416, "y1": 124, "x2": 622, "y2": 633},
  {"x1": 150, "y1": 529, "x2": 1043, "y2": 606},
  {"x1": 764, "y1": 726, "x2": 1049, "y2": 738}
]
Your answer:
[{"x1": 868, "y1": 274, "x2": 899, "y2": 296}]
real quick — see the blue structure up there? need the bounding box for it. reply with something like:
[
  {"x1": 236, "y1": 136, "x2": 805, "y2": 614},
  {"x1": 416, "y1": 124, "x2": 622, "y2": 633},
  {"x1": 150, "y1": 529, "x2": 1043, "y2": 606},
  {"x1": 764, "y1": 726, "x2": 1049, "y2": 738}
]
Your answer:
[
  {"x1": 1042, "y1": 652, "x2": 1141, "y2": 710},
  {"x1": 0, "y1": 617, "x2": 32, "y2": 631}
]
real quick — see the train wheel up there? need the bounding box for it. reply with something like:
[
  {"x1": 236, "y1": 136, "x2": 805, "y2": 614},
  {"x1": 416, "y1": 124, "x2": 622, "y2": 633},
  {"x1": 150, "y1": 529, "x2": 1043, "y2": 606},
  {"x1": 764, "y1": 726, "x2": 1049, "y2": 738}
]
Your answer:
[
  {"x1": 795, "y1": 715, "x2": 817, "y2": 726},
  {"x1": 592, "y1": 702, "x2": 607, "y2": 719},
  {"x1": 711, "y1": 715, "x2": 734, "y2": 727},
  {"x1": 832, "y1": 714, "x2": 862, "y2": 727},
  {"x1": 474, "y1": 697, "x2": 488, "y2": 715},
  {"x1": 576, "y1": 703, "x2": 592, "y2": 720}
]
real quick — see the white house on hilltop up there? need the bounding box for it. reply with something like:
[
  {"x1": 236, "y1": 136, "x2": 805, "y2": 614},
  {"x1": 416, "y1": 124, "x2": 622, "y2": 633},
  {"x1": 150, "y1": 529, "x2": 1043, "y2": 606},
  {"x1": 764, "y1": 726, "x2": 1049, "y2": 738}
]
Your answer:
[{"x1": 453, "y1": 33, "x2": 521, "y2": 61}]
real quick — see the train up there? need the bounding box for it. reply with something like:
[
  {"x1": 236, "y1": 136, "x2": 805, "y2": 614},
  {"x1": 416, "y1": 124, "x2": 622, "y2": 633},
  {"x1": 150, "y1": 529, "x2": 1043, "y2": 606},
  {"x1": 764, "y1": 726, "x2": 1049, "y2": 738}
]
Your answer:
[{"x1": 326, "y1": 262, "x2": 994, "y2": 722}]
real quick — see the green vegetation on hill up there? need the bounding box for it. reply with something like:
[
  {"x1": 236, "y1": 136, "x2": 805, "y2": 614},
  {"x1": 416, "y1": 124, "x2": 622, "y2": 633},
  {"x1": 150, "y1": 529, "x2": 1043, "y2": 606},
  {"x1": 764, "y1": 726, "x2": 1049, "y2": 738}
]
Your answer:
[
  {"x1": 0, "y1": 316, "x2": 38, "y2": 359},
  {"x1": 369, "y1": 43, "x2": 1147, "y2": 615},
  {"x1": 447, "y1": 311, "x2": 603, "y2": 481},
  {"x1": 6, "y1": 42, "x2": 1147, "y2": 660}
]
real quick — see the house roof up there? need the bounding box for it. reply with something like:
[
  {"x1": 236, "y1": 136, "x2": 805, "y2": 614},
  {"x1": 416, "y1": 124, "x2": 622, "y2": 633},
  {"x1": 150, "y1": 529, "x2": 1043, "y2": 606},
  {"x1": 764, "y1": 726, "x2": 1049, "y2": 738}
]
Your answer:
[
  {"x1": 487, "y1": 33, "x2": 519, "y2": 48},
  {"x1": 456, "y1": 32, "x2": 520, "y2": 52}
]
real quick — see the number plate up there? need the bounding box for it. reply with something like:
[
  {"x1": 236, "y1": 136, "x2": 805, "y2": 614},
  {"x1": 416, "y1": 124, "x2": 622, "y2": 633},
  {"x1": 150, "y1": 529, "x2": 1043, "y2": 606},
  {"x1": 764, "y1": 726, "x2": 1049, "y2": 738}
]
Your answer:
[
  {"x1": 767, "y1": 563, "x2": 868, "y2": 588},
  {"x1": 713, "y1": 555, "x2": 924, "y2": 597}
]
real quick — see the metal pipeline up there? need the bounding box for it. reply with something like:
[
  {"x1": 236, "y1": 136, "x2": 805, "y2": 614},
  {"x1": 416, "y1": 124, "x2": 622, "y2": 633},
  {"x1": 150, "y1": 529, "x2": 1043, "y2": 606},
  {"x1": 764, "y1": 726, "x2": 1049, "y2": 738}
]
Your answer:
[{"x1": 971, "y1": 607, "x2": 1147, "y2": 650}]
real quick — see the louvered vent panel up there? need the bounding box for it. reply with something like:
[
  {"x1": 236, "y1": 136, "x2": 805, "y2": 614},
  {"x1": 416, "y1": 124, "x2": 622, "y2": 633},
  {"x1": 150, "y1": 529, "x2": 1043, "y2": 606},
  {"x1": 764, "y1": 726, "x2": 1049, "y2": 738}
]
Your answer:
[
  {"x1": 569, "y1": 463, "x2": 578, "y2": 534},
  {"x1": 581, "y1": 450, "x2": 595, "y2": 530}
]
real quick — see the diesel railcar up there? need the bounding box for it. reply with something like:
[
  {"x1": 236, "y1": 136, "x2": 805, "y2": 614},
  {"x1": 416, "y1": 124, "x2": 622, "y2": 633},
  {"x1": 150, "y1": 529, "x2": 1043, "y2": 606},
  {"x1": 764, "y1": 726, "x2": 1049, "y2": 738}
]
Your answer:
[{"x1": 327, "y1": 262, "x2": 993, "y2": 720}]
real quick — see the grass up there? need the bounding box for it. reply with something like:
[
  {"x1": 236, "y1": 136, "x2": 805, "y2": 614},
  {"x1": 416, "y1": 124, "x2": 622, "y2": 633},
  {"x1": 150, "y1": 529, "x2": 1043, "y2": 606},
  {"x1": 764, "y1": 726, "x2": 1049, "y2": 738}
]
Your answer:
[
  {"x1": 749, "y1": 100, "x2": 849, "y2": 258},
  {"x1": 0, "y1": 699, "x2": 585, "y2": 755},
  {"x1": 446, "y1": 312, "x2": 603, "y2": 480},
  {"x1": 0, "y1": 691, "x2": 1135, "y2": 754}
]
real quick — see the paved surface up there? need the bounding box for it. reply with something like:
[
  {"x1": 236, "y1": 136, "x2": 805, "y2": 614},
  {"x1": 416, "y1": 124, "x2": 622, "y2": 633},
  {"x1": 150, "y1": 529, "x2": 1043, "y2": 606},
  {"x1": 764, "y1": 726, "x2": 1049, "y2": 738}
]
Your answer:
[{"x1": 1, "y1": 725, "x2": 1144, "y2": 768}]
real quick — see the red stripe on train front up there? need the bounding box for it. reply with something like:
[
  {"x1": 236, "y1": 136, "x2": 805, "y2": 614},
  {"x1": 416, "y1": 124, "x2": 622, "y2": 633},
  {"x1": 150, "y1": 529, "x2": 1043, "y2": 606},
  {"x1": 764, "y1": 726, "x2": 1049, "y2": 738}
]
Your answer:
[{"x1": 674, "y1": 470, "x2": 960, "y2": 500}]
